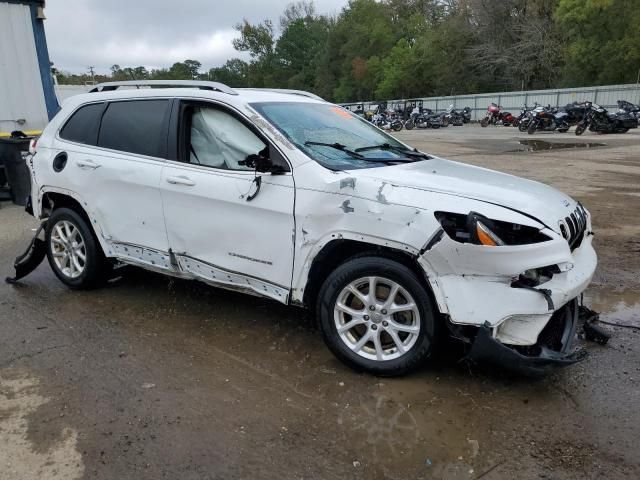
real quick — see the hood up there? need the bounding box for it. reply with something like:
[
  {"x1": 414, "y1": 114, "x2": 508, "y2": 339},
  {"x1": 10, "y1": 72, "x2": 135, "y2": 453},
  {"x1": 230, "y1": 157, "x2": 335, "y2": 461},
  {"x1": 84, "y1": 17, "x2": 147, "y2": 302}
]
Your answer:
[{"x1": 351, "y1": 157, "x2": 577, "y2": 231}]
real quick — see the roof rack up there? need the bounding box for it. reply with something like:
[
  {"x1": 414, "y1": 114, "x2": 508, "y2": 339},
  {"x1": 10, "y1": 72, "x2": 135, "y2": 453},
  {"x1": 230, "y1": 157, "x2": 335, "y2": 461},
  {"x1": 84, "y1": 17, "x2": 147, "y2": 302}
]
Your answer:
[
  {"x1": 88, "y1": 80, "x2": 238, "y2": 95},
  {"x1": 239, "y1": 88, "x2": 324, "y2": 101}
]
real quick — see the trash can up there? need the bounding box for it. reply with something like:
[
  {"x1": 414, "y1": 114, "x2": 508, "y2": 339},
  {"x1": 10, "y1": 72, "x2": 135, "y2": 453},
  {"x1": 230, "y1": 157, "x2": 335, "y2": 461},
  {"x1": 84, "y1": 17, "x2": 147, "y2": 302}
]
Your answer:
[{"x1": 0, "y1": 132, "x2": 33, "y2": 206}]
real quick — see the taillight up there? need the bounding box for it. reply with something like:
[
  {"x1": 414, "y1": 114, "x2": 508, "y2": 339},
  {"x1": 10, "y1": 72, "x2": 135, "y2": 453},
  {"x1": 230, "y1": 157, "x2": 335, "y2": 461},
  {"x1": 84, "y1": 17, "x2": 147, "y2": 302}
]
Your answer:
[{"x1": 29, "y1": 138, "x2": 37, "y2": 155}]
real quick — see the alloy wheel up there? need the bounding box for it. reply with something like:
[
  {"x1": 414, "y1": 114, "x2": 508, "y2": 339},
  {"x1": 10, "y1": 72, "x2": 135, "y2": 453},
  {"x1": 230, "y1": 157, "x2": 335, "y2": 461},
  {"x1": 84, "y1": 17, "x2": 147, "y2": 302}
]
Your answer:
[
  {"x1": 50, "y1": 220, "x2": 86, "y2": 279},
  {"x1": 334, "y1": 276, "x2": 421, "y2": 361}
]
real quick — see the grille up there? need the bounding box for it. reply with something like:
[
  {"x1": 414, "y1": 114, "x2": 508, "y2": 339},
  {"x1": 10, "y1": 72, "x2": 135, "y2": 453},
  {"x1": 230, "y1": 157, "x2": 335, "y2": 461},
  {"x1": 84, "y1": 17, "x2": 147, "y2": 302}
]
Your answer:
[{"x1": 559, "y1": 203, "x2": 588, "y2": 251}]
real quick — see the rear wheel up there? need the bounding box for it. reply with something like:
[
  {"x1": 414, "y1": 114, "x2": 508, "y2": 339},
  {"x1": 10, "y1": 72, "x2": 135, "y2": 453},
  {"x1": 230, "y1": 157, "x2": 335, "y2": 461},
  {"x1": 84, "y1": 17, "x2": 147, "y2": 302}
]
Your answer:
[
  {"x1": 391, "y1": 120, "x2": 403, "y2": 132},
  {"x1": 317, "y1": 256, "x2": 438, "y2": 376},
  {"x1": 45, "y1": 207, "x2": 108, "y2": 289},
  {"x1": 404, "y1": 120, "x2": 415, "y2": 130}
]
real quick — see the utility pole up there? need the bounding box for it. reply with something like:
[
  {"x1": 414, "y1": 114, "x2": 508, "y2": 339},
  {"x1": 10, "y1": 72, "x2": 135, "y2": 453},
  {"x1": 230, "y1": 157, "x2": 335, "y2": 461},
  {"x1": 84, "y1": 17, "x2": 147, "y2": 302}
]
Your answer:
[{"x1": 87, "y1": 66, "x2": 95, "y2": 85}]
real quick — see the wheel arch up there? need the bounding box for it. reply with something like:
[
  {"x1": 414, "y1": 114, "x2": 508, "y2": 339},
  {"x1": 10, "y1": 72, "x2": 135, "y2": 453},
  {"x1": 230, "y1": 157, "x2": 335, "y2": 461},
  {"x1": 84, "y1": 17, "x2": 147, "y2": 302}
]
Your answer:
[
  {"x1": 299, "y1": 238, "x2": 435, "y2": 312},
  {"x1": 39, "y1": 188, "x2": 110, "y2": 256}
]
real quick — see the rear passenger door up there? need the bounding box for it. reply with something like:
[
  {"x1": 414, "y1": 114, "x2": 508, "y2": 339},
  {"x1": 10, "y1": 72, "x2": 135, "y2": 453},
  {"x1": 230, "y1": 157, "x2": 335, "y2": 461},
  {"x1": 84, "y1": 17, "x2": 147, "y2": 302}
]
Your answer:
[{"x1": 57, "y1": 98, "x2": 171, "y2": 257}]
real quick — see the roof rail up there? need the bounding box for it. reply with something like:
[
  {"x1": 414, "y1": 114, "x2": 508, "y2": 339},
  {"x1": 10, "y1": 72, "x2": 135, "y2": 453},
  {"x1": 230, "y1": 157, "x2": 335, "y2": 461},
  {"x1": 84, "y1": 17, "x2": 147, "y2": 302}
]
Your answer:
[
  {"x1": 89, "y1": 80, "x2": 238, "y2": 95},
  {"x1": 239, "y1": 88, "x2": 324, "y2": 101}
]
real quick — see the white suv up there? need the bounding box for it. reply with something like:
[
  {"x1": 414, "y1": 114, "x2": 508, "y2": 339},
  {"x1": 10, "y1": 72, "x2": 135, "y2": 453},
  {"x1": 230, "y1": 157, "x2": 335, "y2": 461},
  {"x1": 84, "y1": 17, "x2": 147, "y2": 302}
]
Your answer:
[{"x1": 17, "y1": 80, "x2": 597, "y2": 376}]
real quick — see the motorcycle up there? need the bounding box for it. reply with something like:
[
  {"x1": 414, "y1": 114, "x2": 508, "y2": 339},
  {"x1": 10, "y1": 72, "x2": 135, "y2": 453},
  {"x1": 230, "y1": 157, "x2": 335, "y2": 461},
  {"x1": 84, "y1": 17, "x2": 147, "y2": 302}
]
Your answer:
[
  {"x1": 480, "y1": 103, "x2": 515, "y2": 127},
  {"x1": 410, "y1": 108, "x2": 443, "y2": 129},
  {"x1": 527, "y1": 105, "x2": 570, "y2": 134},
  {"x1": 575, "y1": 102, "x2": 638, "y2": 135},
  {"x1": 514, "y1": 104, "x2": 536, "y2": 131},
  {"x1": 617, "y1": 100, "x2": 640, "y2": 120},
  {"x1": 443, "y1": 105, "x2": 465, "y2": 126},
  {"x1": 372, "y1": 111, "x2": 404, "y2": 132},
  {"x1": 461, "y1": 106, "x2": 472, "y2": 123}
]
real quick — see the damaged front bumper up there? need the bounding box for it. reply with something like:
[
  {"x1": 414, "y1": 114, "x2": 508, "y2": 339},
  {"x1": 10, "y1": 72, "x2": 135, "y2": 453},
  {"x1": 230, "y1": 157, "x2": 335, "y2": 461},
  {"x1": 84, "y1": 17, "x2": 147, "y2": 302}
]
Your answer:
[{"x1": 466, "y1": 298, "x2": 587, "y2": 376}]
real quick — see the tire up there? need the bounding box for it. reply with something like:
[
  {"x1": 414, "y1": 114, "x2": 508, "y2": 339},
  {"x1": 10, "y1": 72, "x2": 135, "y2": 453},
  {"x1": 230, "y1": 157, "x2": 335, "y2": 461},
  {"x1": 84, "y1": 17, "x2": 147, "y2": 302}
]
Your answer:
[
  {"x1": 404, "y1": 120, "x2": 415, "y2": 130},
  {"x1": 575, "y1": 123, "x2": 586, "y2": 136},
  {"x1": 519, "y1": 120, "x2": 528, "y2": 132},
  {"x1": 480, "y1": 117, "x2": 489, "y2": 127},
  {"x1": 45, "y1": 207, "x2": 108, "y2": 289},
  {"x1": 527, "y1": 120, "x2": 537, "y2": 135},
  {"x1": 392, "y1": 120, "x2": 403, "y2": 132},
  {"x1": 316, "y1": 256, "x2": 438, "y2": 376}
]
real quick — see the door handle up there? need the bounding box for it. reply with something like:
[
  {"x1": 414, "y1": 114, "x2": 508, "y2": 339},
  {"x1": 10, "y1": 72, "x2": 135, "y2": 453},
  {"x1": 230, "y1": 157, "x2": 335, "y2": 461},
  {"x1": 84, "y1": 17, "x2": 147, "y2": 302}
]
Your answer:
[
  {"x1": 76, "y1": 159, "x2": 100, "y2": 170},
  {"x1": 166, "y1": 175, "x2": 196, "y2": 186}
]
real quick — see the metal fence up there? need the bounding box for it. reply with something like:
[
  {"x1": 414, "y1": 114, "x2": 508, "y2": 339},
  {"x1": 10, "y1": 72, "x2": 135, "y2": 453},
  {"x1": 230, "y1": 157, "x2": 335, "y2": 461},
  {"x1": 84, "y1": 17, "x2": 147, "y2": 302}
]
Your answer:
[{"x1": 341, "y1": 83, "x2": 640, "y2": 121}]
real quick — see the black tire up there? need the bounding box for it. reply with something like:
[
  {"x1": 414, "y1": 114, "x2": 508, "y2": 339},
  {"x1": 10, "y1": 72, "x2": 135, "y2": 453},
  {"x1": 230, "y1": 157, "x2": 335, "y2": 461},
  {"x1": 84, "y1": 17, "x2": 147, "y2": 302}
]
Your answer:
[
  {"x1": 316, "y1": 256, "x2": 438, "y2": 376},
  {"x1": 575, "y1": 123, "x2": 586, "y2": 136},
  {"x1": 480, "y1": 117, "x2": 489, "y2": 127},
  {"x1": 404, "y1": 120, "x2": 415, "y2": 130},
  {"x1": 527, "y1": 120, "x2": 537, "y2": 134},
  {"x1": 391, "y1": 120, "x2": 403, "y2": 132},
  {"x1": 45, "y1": 207, "x2": 108, "y2": 289},
  {"x1": 518, "y1": 120, "x2": 528, "y2": 132}
]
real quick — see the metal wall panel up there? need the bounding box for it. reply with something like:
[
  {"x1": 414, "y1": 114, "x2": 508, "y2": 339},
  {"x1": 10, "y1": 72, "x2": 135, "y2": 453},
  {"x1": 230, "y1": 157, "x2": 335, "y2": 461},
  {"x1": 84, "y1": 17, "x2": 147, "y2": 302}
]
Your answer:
[
  {"x1": 54, "y1": 84, "x2": 90, "y2": 104},
  {"x1": 0, "y1": 2, "x2": 49, "y2": 134}
]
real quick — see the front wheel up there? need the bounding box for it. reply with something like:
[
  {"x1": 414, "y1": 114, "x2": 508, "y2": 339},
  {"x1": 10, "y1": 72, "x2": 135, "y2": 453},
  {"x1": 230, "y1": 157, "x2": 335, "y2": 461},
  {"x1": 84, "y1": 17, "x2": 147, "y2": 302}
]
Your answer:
[
  {"x1": 480, "y1": 117, "x2": 489, "y2": 127},
  {"x1": 575, "y1": 123, "x2": 586, "y2": 136},
  {"x1": 317, "y1": 256, "x2": 438, "y2": 376},
  {"x1": 391, "y1": 120, "x2": 403, "y2": 132},
  {"x1": 404, "y1": 120, "x2": 414, "y2": 130},
  {"x1": 527, "y1": 120, "x2": 537, "y2": 134},
  {"x1": 45, "y1": 207, "x2": 108, "y2": 289}
]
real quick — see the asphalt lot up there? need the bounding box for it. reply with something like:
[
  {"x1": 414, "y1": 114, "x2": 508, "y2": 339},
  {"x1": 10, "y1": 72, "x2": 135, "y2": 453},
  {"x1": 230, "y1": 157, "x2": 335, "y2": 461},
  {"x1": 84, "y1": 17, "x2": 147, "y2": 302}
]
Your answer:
[{"x1": 1, "y1": 125, "x2": 639, "y2": 480}]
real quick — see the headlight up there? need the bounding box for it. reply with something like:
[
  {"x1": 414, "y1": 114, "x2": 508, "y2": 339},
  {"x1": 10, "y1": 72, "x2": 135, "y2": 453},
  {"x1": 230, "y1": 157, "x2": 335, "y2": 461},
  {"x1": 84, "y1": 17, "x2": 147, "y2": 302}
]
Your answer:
[{"x1": 435, "y1": 211, "x2": 551, "y2": 246}]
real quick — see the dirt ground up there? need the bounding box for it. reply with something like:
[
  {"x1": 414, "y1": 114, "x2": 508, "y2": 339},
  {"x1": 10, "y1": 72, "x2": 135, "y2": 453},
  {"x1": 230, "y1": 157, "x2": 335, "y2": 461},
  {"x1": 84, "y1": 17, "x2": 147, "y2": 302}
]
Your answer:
[{"x1": 1, "y1": 125, "x2": 638, "y2": 480}]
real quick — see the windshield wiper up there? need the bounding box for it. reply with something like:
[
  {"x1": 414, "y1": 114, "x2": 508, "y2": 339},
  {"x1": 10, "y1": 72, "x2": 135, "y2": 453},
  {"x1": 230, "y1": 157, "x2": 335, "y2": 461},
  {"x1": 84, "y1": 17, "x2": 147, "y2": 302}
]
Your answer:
[
  {"x1": 304, "y1": 141, "x2": 414, "y2": 165},
  {"x1": 304, "y1": 141, "x2": 364, "y2": 159},
  {"x1": 355, "y1": 143, "x2": 430, "y2": 159}
]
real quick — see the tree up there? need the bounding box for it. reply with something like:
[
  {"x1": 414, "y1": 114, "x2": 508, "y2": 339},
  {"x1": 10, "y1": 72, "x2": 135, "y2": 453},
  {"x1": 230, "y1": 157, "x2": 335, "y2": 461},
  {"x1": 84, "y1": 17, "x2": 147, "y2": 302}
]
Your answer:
[
  {"x1": 209, "y1": 58, "x2": 249, "y2": 87},
  {"x1": 556, "y1": 0, "x2": 640, "y2": 86}
]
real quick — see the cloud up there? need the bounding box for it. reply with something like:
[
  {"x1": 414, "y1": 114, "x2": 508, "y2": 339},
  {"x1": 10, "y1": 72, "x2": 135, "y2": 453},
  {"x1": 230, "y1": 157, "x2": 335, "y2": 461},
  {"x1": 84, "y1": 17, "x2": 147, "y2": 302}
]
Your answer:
[{"x1": 45, "y1": 0, "x2": 348, "y2": 74}]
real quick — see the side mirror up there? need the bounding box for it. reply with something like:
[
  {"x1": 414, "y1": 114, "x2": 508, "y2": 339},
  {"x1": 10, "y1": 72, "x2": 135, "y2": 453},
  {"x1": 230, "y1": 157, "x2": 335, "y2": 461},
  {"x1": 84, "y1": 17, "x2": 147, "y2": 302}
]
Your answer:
[{"x1": 240, "y1": 153, "x2": 277, "y2": 173}]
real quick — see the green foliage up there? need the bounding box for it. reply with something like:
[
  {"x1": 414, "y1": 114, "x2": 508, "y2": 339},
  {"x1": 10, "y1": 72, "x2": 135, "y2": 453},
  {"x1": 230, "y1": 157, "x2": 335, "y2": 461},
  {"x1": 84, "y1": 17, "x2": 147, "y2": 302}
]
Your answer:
[
  {"x1": 556, "y1": 0, "x2": 640, "y2": 85},
  {"x1": 54, "y1": 0, "x2": 640, "y2": 98}
]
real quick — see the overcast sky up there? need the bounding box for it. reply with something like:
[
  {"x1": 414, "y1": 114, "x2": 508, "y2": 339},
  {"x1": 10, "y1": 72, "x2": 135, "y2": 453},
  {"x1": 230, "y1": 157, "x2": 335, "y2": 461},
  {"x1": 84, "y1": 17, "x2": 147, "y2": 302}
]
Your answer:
[{"x1": 45, "y1": 0, "x2": 348, "y2": 74}]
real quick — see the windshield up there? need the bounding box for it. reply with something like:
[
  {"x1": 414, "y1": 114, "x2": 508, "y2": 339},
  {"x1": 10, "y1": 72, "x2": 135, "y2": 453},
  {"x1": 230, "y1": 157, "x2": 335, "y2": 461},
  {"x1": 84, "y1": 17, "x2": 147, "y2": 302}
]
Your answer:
[{"x1": 251, "y1": 102, "x2": 424, "y2": 170}]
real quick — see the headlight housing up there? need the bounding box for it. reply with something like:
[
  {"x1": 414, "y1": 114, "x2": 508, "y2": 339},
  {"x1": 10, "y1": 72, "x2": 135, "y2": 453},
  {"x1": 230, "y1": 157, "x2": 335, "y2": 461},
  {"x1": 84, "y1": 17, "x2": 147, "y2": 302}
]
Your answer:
[{"x1": 435, "y1": 211, "x2": 551, "y2": 246}]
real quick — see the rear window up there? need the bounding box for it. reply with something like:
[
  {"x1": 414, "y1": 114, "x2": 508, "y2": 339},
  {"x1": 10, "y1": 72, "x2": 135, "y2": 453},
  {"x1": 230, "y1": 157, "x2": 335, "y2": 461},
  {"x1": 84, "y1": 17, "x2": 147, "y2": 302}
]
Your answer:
[
  {"x1": 98, "y1": 100, "x2": 169, "y2": 157},
  {"x1": 59, "y1": 102, "x2": 104, "y2": 145}
]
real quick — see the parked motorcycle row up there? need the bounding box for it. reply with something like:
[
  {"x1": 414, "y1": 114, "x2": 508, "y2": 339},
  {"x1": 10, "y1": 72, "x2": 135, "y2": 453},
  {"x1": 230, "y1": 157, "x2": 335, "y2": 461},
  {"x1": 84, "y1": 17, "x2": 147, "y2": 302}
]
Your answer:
[
  {"x1": 343, "y1": 99, "x2": 639, "y2": 135},
  {"x1": 347, "y1": 100, "x2": 472, "y2": 132},
  {"x1": 481, "y1": 100, "x2": 639, "y2": 135}
]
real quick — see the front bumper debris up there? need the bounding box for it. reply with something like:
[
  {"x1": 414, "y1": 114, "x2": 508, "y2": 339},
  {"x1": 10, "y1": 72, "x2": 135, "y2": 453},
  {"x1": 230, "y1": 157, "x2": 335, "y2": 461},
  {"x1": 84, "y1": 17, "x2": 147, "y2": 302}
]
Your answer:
[
  {"x1": 5, "y1": 221, "x2": 48, "y2": 284},
  {"x1": 466, "y1": 298, "x2": 587, "y2": 376}
]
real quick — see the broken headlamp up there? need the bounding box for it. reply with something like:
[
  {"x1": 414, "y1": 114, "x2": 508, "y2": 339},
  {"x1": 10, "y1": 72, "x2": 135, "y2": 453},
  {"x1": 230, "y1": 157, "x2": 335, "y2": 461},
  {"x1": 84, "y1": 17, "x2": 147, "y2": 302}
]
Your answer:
[{"x1": 435, "y1": 211, "x2": 551, "y2": 246}]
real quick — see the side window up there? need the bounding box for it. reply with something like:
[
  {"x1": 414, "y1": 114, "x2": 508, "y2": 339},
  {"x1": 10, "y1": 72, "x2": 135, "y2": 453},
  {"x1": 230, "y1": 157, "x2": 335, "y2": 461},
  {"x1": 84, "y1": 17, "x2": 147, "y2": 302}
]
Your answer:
[
  {"x1": 59, "y1": 103, "x2": 104, "y2": 145},
  {"x1": 186, "y1": 106, "x2": 266, "y2": 171},
  {"x1": 98, "y1": 100, "x2": 169, "y2": 157}
]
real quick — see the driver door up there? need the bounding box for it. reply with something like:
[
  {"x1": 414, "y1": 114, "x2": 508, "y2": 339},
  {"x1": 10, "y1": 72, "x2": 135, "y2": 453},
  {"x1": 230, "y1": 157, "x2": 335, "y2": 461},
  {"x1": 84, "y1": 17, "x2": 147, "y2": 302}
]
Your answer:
[{"x1": 159, "y1": 100, "x2": 295, "y2": 303}]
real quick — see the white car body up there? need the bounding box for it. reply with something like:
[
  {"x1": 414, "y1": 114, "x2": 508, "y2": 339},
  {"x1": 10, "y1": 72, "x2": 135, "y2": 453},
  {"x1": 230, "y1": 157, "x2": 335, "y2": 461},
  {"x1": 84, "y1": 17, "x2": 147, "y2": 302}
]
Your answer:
[{"x1": 26, "y1": 82, "x2": 597, "y2": 373}]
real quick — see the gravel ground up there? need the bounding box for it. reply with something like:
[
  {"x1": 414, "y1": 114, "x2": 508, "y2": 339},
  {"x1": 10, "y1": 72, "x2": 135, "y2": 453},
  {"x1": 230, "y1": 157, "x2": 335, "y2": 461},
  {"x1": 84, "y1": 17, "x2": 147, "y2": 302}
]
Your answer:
[{"x1": 0, "y1": 125, "x2": 638, "y2": 480}]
